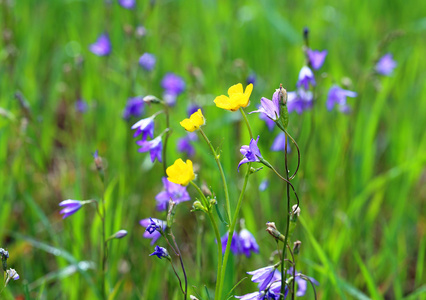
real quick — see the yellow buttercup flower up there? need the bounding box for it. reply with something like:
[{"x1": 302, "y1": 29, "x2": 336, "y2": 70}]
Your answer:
[
  {"x1": 214, "y1": 83, "x2": 253, "y2": 111},
  {"x1": 179, "y1": 109, "x2": 205, "y2": 132},
  {"x1": 166, "y1": 159, "x2": 195, "y2": 186}
]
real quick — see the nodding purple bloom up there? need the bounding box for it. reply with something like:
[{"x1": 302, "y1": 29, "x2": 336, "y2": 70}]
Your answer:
[
  {"x1": 163, "y1": 92, "x2": 177, "y2": 106},
  {"x1": 246, "y1": 73, "x2": 256, "y2": 86},
  {"x1": 239, "y1": 228, "x2": 259, "y2": 257},
  {"x1": 89, "y1": 33, "x2": 111, "y2": 56},
  {"x1": 307, "y1": 49, "x2": 327, "y2": 70},
  {"x1": 271, "y1": 132, "x2": 292, "y2": 153},
  {"x1": 145, "y1": 217, "x2": 161, "y2": 234},
  {"x1": 220, "y1": 232, "x2": 240, "y2": 255},
  {"x1": 287, "y1": 268, "x2": 319, "y2": 297},
  {"x1": 139, "y1": 53, "x2": 156, "y2": 71},
  {"x1": 75, "y1": 99, "x2": 88, "y2": 113},
  {"x1": 238, "y1": 136, "x2": 262, "y2": 172},
  {"x1": 375, "y1": 53, "x2": 396, "y2": 76},
  {"x1": 247, "y1": 266, "x2": 277, "y2": 291},
  {"x1": 155, "y1": 177, "x2": 191, "y2": 211},
  {"x1": 149, "y1": 245, "x2": 170, "y2": 259},
  {"x1": 326, "y1": 85, "x2": 357, "y2": 112},
  {"x1": 140, "y1": 218, "x2": 166, "y2": 245},
  {"x1": 59, "y1": 200, "x2": 84, "y2": 219},
  {"x1": 250, "y1": 89, "x2": 280, "y2": 121},
  {"x1": 6, "y1": 269, "x2": 19, "y2": 281},
  {"x1": 297, "y1": 66, "x2": 316, "y2": 90},
  {"x1": 259, "y1": 179, "x2": 269, "y2": 192},
  {"x1": 287, "y1": 89, "x2": 313, "y2": 114},
  {"x1": 118, "y1": 0, "x2": 135, "y2": 9},
  {"x1": 131, "y1": 116, "x2": 154, "y2": 140},
  {"x1": 161, "y1": 73, "x2": 185, "y2": 96},
  {"x1": 136, "y1": 136, "x2": 162, "y2": 162},
  {"x1": 177, "y1": 136, "x2": 195, "y2": 157},
  {"x1": 123, "y1": 96, "x2": 144, "y2": 120}
]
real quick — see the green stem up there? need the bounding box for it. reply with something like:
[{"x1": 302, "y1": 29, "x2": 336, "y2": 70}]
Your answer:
[
  {"x1": 199, "y1": 128, "x2": 231, "y2": 224},
  {"x1": 239, "y1": 108, "x2": 253, "y2": 139},
  {"x1": 189, "y1": 181, "x2": 223, "y2": 300},
  {"x1": 162, "y1": 105, "x2": 170, "y2": 175}
]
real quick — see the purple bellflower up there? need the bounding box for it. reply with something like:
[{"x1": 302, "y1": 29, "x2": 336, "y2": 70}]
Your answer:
[
  {"x1": 259, "y1": 179, "x2": 269, "y2": 192},
  {"x1": 238, "y1": 136, "x2": 262, "y2": 172},
  {"x1": 287, "y1": 268, "x2": 319, "y2": 297},
  {"x1": 89, "y1": 33, "x2": 111, "y2": 56},
  {"x1": 149, "y1": 245, "x2": 170, "y2": 259},
  {"x1": 177, "y1": 136, "x2": 195, "y2": 157},
  {"x1": 297, "y1": 66, "x2": 316, "y2": 90},
  {"x1": 123, "y1": 97, "x2": 144, "y2": 120},
  {"x1": 271, "y1": 132, "x2": 291, "y2": 153},
  {"x1": 246, "y1": 73, "x2": 256, "y2": 86},
  {"x1": 326, "y1": 85, "x2": 357, "y2": 112},
  {"x1": 247, "y1": 266, "x2": 277, "y2": 291},
  {"x1": 75, "y1": 99, "x2": 88, "y2": 113},
  {"x1": 131, "y1": 116, "x2": 154, "y2": 140},
  {"x1": 59, "y1": 200, "x2": 84, "y2": 219},
  {"x1": 239, "y1": 228, "x2": 259, "y2": 257},
  {"x1": 140, "y1": 218, "x2": 166, "y2": 245},
  {"x1": 307, "y1": 49, "x2": 327, "y2": 70},
  {"x1": 155, "y1": 177, "x2": 191, "y2": 211},
  {"x1": 161, "y1": 73, "x2": 185, "y2": 96},
  {"x1": 220, "y1": 232, "x2": 240, "y2": 255},
  {"x1": 118, "y1": 0, "x2": 135, "y2": 9},
  {"x1": 136, "y1": 136, "x2": 162, "y2": 162},
  {"x1": 250, "y1": 89, "x2": 280, "y2": 121},
  {"x1": 287, "y1": 89, "x2": 313, "y2": 114},
  {"x1": 139, "y1": 53, "x2": 156, "y2": 71},
  {"x1": 375, "y1": 53, "x2": 397, "y2": 76}
]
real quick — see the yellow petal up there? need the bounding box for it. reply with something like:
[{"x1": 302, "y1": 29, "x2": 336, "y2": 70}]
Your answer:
[
  {"x1": 214, "y1": 95, "x2": 233, "y2": 110},
  {"x1": 166, "y1": 158, "x2": 195, "y2": 186},
  {"x1": 228, "y1": 83, "x2": 243, "y2": 96},
  {"x1": 244, "y1": 83, "x2": 253, "y2": 98}
]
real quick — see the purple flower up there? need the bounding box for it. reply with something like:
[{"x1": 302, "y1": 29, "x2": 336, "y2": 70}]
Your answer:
[
  {"x1": 131, "y1": 116, "x2": 154, "y2": 140},
  {"x1": 155, "y1": 177, "x2": 191, "y2": 211},
  {"x1": 259, "y1": 179, "x2": 269, "y2": 192},
  {"x1": 375, "y1": 53, "x2": 396, "y2": 76},
  {"x1": 163, "y1": 92, "x2": 177, "y2": 106},
  {"x1": 307, "y1": 49, "x2": 327, "y2": 70},
  {"x1": 123, "y1": 96, "x2": 144, "y2": 120},
  {"x1": 89, "y1": 33, "x2": 111, "y2": 56},
  {"x1": 238, "y1": 136, "x2": 262, "y2": 172},
  {"x1": 177, "y1": 136, "x2": 195, "y2": 157},
  {"x1": 287, "y1": 89, "x2": 313, "y2": 114},
  {"x1": 220, "y1": 232, "x2": 240, "y2": 255},
  {"x1": 140, "y1": 218, "x2": 166, "y2": 245},
  {"x1": 287, "y1": 268, "x2": 319, "y2": 297},
  {"x1": 271, "y1": 132, "x2": 291, "y2": 153},
  {"x1": 161, "y1": 73, "x2": 185, "y2": 96},
  {"x1": 187, "y1": 103, "x2": 201, "y2": 116},
  {"x1": 247, "y1": 266, "x2": 277, "y2": 291},
  {"x1": 118, "y1": 0, "x2": 135, "y2": 9},
  {"x1": 139, "y1": 53, "x2": 156, "y2": 71},
  {"x1": 136, "y1": 136, "x2": 162, "y2": 162},
  {"x1": 239, "y1": 228, "x2": 259, "y2": 257},
  {"x1": 326, "y1": 85, "x2": 357, "y2": 112},
  {"x1": 246, "y1": 73, "x2": 256, "y2": 85},
  {"x1": 149, "y1": 245, "x2": 170, "y2": 259},
  {"x1": 113, "y1": 230, "x2": 128, "y2": 239},
  {"x1": 250, "y1": 89, "x2": 280, "y2": 121},
  {"x1": 75, "y1": 99, "x2": 88, "y2": 113},
  {"x1": 59, "y1": 200, "x2": 84, "y2": 219},
  {"x1": 297, "y1": 66, "x2": 315, "y2": 90}
]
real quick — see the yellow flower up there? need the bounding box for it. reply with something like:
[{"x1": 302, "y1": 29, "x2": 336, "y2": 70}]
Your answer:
[
  {"x1": 179, "y1": 109, "x2": 205, "y2": 132},
  {"x1": 166, "y1": 159, "x2": 195, "y2": 186},
  {"x1": 213, "y1": 83, "x2": 253, "y2": 111}
]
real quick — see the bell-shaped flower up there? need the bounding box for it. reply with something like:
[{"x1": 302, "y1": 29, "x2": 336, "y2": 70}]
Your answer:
[
  {"x1": 238, "y1": 228, "x2": 259, "y2": 257},
  {"x1": 136, "y1": 136, "x2": 162, "y2": 162},
  {"x1": 375, "y1": 53, "x2": 396, "y2": 76},
  {"x1": 238, "y1": 136, "x2": 262, "y2": 172},
  {"x1": 155, "y1": 177, "x2": 191, "y2": 211},
  {"x1": 89, "y1": 33, "x2": 111, "y2": 56},
  {"x1": 250, "y1": 89, "x2": 280, "y2": 121},
  {"x1": 59, "y1": 200, "x2": 84, "y2": 219},
  {"x1": 307, "y1": 49, "x2": 328, "y2": 70},
  {"x1": 149, "y1": 245, "x2": 170, "y2": 260},
  {"x1": 140, "y1": 218, "x2": 166, "y2": 245},
  {"x1": 131, "y1": 116, "x2": 155, "y2": 140},
  {"x1": 297, "y1": 66, "x2": 316, "y2": 90},
  {"x1": 326, "y1": 85, "x2": 357, "y2": 112}
]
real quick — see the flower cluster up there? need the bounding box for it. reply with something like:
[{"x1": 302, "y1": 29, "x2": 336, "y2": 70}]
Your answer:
[{"x1": 131, "y1": 114, "x2": 163, "y2": 163}]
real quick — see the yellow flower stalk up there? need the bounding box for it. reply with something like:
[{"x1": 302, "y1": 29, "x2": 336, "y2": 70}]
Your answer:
[
  {"x1": 213, "y1": 83, "x2": 253, "y2": 111},
  {"x1": 179, "y1": 109, "x2": 205, "y2": 132},
  {"x1": 166, "y1": 159, "x2": 195, "y2": 186}
]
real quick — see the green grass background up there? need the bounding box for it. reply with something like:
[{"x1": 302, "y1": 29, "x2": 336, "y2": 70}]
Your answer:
[{"x1": 1, "y1": 0, "x2": 426, "y2": 299}]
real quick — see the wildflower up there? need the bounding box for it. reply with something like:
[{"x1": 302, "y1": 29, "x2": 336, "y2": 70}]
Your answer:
[
  {"x1": 0, "y1": 248, "x2": 9, "y2": 259},
  {"x1": 287, "y1": 89, "x2": 313, "y2": 114},
  {"x1": 155, "y1": 177, "x2": 190, "y2": 211},
  {"x1": 180, "y1": 109, "x2": 205, "y2": 132},
  {"x1": 149, "y1": 245, "x2": 170, "y2": 260},
  {"x1": 247, "y1": 266, "x2": 277, "y2": 291},
  {"x1": 238, "y1": 136, "x2": 262, "y2": 171},
  {"x1": 239, "y1": 228, "x2": 259, "y2": 257},
  {"x1": 161, "y1": 73, "x2": 185, "y2": 96},
  {"x1": 5, "y1": 268, "x2": 19, "y2": 284},
  {"x1": 139, "y1": 53, "x2": 156, "y2": 71},
  {"x1": 259, "y1": 179, "x2": 269, "y2": 191},
  {"x1": 145, "y1": 218, "x2": 163, "y2": 234},
  {"x1": 166, "y1": 159, "x2": 195, "y2": 186},
  {"x1": 135, "y1": 25, "x2": 146, "y2": 37},
  {"x1": 140, "y1": 218, "x2": 166, "y2": 245},
  {"x1": 307, "y1": 49, "x2": 327, "y2": 70},
  {"x1": 131, "y1": 116, "x2": 154, "y2": 140},
  {"x1": 326, "y1": 85, "x2": 357, "y2": 112},
  {"x1": 271, "y1": 132, "x2": 291, "y2": 153},
  {"x1": 75, "y1": 99, "x2": 88, "y2": 113},
  {"x1": 220, "y1": 232, "x2": 240, "y2": 255},
  {"x1": 214, "y1": 83, "x2": 253, "y2": 111},
  {"x1": 375, "y1": 53, "x2": 396, "y2": 76},
  {"x1": 287, "y1": 268, "x2": 319, "y2": 297},
  {"x1": 296, "y1": 66, "x2": 315, "y2": 90},
  {"x1": 59, "y1": 200, "x2": 84, "y2": 219},
  {"x1": 246, "y1": 73, "x2": 256, "y2": 85},
  {"x1": 89, "y1": 33, "x2": 111, "y2": 56},
  {"x1": 118, "y1": 0, "x2": 135, "y2": 9},
  {"x1": 123, "y1": 96, "x2": 144, "y2": 120},
  {"x1": 177, "y1": 136, "x2": 195, "y2": 157},
  {"x1": 136, "y1": 136, "x2": 162, "y2": 162},
  {"x1": 113, "y1": 230, "x2": 128, "y2": 239},
  {"x1": 250, "y1": 89, "x2": 280, "y2": 121}
]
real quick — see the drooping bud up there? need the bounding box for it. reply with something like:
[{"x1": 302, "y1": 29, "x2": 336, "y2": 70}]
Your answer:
[
  {"x1": 266, "y1": 222, "x2": 285, "y2": 242},
  {"x1": 290, "y1": 204, "x2": 301, "y2": 223},
  {"x1": 167, "y1": 200, "x2": 177, "y2": 228},
  {"x1": 278, "y1": 84, "x2": 289, "y2": 130},
  {"x1": 293, "y1": 240, "x2": 302, "y2": 255},
  {"x1": 143, "y1": 95, "x2": 161, "y2": 104},
  {"x1": 113, "y1": 230, "x2": 128, "y2": 239}
]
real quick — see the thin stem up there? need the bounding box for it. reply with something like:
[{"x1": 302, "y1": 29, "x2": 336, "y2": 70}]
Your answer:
[
  {"x1": 101, "y1": 185, "x2": 107, "y2": 299},
  {"x1": 170, "y1": 231, "x2": 188, "y2": 300},
  {"x1": 239, "y1": 108, "x2": 253, "y2": 139},
  {"x1": 267, "y1": 164, "x2": 300, "y2": 212},
  {"x1": 199, "y1": 128, "x2": 231, "y2": 224},
  {"x1": 168, "y1": 260, "x2": 185, "y2": 295},
  {"x1": 162, "y1": 105, "x2": 170, "y2": 175},
  {"x1": 276, "y1": 122, "x2": 300, "y2": 180}
]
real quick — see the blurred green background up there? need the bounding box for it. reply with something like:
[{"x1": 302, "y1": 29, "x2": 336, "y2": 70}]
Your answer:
[{"x1": 1, "y1": 0, "x2": 426, "y2": 299}]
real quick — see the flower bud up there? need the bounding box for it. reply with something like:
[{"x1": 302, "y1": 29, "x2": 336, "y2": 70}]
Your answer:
[
  {"x1": 290, "y1": 204, "x2": 301, "y2": 223},
  {"x1": 192, "y1": 201, "x2": 207, "y2": 212},
  {"x1": 113, "y1": 230, "x2": 128, "y2": 239},
  {"x1": 143, "y1": 95, "x2": 161, "y2": 104},
  {"x1": 167, "y1": 200, "x2": 177, "y2": 228},
  {"x1": 266, "y1": 222, "x2": 285, "y2": 242},
  {"x1": 293, "y1": 240, "x2": 302, "y2": 255}
]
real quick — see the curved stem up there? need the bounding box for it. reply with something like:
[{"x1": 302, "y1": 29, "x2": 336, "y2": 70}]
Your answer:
[
  {"x1": 199, "y1": 128, "x2": 231, "y2": 224},
  {"x1": 276, "y1": 122, "x2": 300, "y2": 180},
  {"x1": 171, "y1": 231, "x2": 188, "y2": 300},
  {"x1": 239, "y1": 108, "x2": 253, "y2": 139},
  {"x1": 162, "y1": 105, "x2": 170, "y2": 175},
  {"x1": 266, "y1": 164, "x2": 300, "y2": 212},
  {"x1": 168, "y1": 260, "x2": 185, "y2": 295}
]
